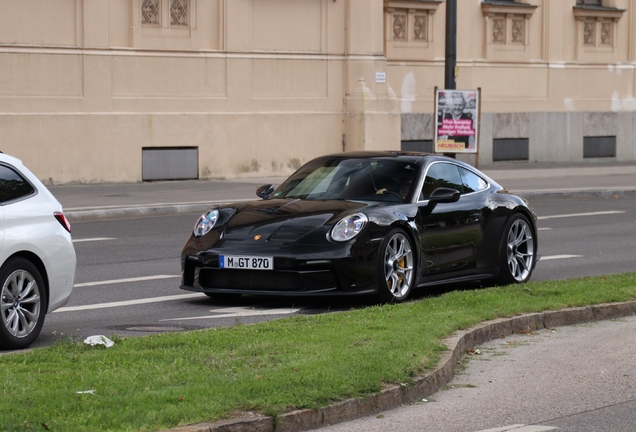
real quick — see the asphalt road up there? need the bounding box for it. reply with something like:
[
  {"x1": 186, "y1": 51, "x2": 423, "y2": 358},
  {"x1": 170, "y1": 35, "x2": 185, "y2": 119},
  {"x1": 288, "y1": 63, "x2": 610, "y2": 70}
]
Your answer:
[
  {"x1": 25, "y1": 193, "x2": 635, "y2": 352},
  {"x1": 527, "y1": 194, "x2": 635, "y2": 280}
]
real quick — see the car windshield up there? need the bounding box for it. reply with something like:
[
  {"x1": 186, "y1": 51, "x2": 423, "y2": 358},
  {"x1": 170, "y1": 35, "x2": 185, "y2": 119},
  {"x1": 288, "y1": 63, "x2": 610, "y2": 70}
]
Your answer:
[{"x1": 272, "y1": 157, "x2": 420, "y2": 202}]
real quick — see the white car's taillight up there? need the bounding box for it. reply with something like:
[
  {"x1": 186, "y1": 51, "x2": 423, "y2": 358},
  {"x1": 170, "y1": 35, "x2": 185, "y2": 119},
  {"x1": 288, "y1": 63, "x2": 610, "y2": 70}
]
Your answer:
[{"x1": 54, "y1": 211, "x2": 72, "y2": 233}]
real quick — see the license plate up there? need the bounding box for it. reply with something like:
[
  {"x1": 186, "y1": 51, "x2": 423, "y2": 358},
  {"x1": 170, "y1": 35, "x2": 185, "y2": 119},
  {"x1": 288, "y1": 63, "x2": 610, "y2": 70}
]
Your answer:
[{"x1": 220, "y1": 255, "x2": 274, "y2": 270}]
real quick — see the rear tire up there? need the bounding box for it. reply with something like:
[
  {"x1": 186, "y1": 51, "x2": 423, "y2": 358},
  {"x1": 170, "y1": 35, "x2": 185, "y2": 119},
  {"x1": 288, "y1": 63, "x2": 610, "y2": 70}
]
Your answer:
[
  {"x1": 375, "y1": 228, "x2": 415, "y2": 303},
  {"x1": 0, "y1": 258, "x2": 47, "y2": 350},
  {"x1": 496, "y1": 213, "x2": 536, "y2": 285}
]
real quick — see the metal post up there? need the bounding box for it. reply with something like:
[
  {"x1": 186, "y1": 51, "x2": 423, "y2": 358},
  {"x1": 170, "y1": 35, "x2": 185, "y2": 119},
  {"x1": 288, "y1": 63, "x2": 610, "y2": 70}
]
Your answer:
[
  {"x1": 443, "y1": 0, "x2": 457, "y2": 158},
  {"x1": 445, "y1": 0, "x2": 457, "y2": 90}
]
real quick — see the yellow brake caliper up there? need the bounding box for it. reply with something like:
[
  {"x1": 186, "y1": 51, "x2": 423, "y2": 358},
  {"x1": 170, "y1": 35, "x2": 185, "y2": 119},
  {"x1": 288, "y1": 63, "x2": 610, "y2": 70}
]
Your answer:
[{"x1": 398, "y1": 257, "x2": 405, "y2": 283}]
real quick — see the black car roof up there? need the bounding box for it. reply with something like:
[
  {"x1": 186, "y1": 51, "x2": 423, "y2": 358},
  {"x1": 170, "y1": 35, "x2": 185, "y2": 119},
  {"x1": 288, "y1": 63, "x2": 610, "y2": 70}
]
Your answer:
[{"x1": 318, "y1": 150, "x2": 470, "y2": 166}]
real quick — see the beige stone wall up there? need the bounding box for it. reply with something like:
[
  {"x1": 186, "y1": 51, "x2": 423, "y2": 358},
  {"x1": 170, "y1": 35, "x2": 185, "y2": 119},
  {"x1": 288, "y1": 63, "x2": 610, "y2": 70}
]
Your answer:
[
  {"x1": 390, "y1": 0, "x2": 636, "y2": 163},
  {"x1": 0, "y1": 0, "x2": 400, "y2": 183},
  {"x1": 1, "y1": 0, "x2": 636, "y2": 183},
  {"x1": 387, "y1": 0, "x2": 636, "y2": 114}
]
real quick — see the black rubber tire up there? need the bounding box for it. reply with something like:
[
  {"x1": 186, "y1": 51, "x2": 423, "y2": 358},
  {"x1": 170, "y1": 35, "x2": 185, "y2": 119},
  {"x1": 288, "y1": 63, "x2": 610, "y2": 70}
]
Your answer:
[
  {"x1": 0, "y1": 258, "x2": 47, "y2": 350},
  {"x1": 375, "y1": 228, "x2": 416, "y2": 303},
  {"x1": 496, "y1": 213, "x2": 536, "y2": 286}
]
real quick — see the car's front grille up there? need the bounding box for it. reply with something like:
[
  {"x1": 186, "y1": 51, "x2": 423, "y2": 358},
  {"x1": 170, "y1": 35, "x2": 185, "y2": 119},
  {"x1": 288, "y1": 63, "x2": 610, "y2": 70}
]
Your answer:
[{"x1": 198, "y1": 268, "x2": 338, "y2": 292}]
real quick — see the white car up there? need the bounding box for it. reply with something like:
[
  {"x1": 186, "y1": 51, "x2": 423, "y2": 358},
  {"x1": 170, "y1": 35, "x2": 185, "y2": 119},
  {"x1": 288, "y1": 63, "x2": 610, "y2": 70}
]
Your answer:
[{"x1": 0, "y1": 153, "x2": 76, "y2": 350}]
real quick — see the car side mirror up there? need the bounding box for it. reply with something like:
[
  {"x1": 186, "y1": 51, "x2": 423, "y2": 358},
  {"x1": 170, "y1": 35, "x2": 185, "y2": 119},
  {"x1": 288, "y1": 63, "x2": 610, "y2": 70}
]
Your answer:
[
  {"x1": 256, "y1": 184, "x2": 275, "y2": 199},
  {"x1": 428, "y1": 187, "x2": 460, "y2": 204}
]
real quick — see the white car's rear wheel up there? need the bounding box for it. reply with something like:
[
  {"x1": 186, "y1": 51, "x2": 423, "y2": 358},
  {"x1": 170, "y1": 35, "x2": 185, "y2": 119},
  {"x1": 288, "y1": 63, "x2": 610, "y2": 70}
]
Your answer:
[{"x1": 0, "y1": 258, "x2": 47, "y2": 350}]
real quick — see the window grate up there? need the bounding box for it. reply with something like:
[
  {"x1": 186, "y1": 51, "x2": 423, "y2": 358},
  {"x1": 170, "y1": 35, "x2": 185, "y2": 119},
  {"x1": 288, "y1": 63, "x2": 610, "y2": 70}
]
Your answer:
[
  {"x1": 142, "y1": 147, "x2": 198, "y2": 181},
  {"x1": 583, "y1": 136, "x2": 616, "y2": 158},
  {"x1": 401, "y1": 140, "x2": 434, "y2": 153},
  {"x1": 141, "y1": 0, "x2": 160, "y2": 26},
  {"x1": 493, "y1": 138, "x2": 529, "y2": 161}
]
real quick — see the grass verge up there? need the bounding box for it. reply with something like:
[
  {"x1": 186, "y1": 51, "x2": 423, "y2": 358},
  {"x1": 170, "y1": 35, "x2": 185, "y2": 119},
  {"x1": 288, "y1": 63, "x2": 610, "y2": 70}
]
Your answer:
[{"x1": 1, "y1": 273, "x2": 635, "y2": 431}]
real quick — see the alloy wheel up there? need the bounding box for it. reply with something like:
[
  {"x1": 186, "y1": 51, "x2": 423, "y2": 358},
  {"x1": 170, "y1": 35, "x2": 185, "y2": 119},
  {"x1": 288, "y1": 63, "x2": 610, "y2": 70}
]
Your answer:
[
  {"x1": 384, "y1": 232, "x2": 414, "y2": 299},
  {"x1": 506, "y1": 218, "x2": 535, "y2": 282},
  {"x1": 1, "y1": 269, "x2": 42, "y2": 339}
]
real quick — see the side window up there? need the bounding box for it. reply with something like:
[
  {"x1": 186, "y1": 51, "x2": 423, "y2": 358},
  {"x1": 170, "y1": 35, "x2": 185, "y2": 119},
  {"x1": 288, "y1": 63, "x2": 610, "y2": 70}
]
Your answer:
[
  {"x1": 459, "y1": 167, "x2": 488, "y2": 193},
  {"x1": 0, "y1": 165, "x2": 35, "y2": 204},
  {"x1": 420, "y1": 163, "x2": 464, "y2": 199}
]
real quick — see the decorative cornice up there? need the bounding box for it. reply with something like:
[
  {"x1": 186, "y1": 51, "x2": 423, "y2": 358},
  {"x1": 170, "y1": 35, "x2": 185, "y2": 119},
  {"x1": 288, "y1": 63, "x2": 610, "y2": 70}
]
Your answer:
[
  {"x1": 385, "y1": 0, "x2": 442, "y2": 12},
  {"x1": 573, "y1": 6, "x2": 625, "y2": 22},
  {"x1": 481, "y1": 1, "x2": 538, "y2": 17}
]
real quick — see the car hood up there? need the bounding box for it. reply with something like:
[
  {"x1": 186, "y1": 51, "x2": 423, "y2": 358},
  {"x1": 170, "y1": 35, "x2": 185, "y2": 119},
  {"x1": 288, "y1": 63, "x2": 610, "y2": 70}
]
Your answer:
[{"x1": 218, "y1": 198, "x2": 368, "y2": 243}]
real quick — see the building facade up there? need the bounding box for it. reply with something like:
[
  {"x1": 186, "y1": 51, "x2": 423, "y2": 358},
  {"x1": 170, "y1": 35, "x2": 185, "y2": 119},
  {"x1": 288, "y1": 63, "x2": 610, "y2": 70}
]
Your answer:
[{"x1": 1, "y1": 0, "x2": 635, "y2": 184}]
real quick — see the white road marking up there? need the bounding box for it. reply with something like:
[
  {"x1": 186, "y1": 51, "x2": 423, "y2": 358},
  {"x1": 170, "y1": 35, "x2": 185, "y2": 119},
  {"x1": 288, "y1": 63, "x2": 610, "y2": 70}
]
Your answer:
[
  {"x1": 160, "y1": 306, "x2": 303, "y2": 321},
  {"x1": 537, "y1": 228, "x2": 551, "y2": 231},
  {"x1": 476, "y1": 425, "x2": 557, "y2": 432},
  {"x1": 54, "y1": 293, "x2": 204, "y2": 313},
  {"x1": 541, "y1": 254, "x2": 582, "y2": 261},
  {"x1": 72, "y1": 237, "x2": 116, "y2": 243},
  {"x1": 74, "y1": 275, "x2": 180, "y2": 287},
  {"x1": 538, "y1": 210, "x2": 625, "y2": 220}
]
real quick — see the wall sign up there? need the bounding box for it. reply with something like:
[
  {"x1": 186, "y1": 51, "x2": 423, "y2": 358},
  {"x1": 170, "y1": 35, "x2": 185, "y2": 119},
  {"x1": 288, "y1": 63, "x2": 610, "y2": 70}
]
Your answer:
[{"x1": 434, "y1": 89, "x2": 480, "y2": 154}]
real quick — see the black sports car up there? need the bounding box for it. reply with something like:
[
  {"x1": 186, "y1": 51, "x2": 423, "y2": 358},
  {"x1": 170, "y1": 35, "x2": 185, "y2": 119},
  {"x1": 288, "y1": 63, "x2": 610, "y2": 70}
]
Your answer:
[{"x1": 181, "y1": 152, "x2": 538, "y2": 303}]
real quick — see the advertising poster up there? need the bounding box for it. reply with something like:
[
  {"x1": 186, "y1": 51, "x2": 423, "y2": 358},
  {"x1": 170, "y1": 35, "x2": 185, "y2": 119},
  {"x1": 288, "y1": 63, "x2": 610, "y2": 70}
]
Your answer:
[{"x1": 435, "y1": 89, "x2": 479, "y2": 154}]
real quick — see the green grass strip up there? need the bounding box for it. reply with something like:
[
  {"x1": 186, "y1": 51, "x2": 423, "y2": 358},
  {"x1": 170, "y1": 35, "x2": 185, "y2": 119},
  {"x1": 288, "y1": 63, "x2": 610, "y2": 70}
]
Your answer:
[{"x1": 1, "y1": 273, "x2": 635, "y2": 431}]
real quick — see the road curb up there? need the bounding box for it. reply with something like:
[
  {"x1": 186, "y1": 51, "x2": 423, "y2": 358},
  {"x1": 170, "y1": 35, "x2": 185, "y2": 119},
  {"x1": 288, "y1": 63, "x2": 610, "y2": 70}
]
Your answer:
[
  {"x1": 512, "y1": 188, "x2": 636, "y2": 200},
  {"x1": 163, "y1": 300, "x2": 636, "y2": 432},
  {"x1": 66, "y1": 203, "x2": 219, "y2": 223}
]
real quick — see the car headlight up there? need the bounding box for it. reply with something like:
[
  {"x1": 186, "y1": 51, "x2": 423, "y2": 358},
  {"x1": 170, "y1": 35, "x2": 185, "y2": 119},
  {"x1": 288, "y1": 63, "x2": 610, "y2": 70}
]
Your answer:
[
  {"x1": 193, "y1": 210, "x2": 219, "y2": 237},
  {"x1": 330, "y1": 213, "x2": 368, "y2": 242}
]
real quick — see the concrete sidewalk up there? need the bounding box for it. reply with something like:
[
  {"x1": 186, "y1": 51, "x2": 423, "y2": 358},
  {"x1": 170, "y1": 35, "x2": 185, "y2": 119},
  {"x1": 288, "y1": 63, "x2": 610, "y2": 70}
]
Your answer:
[{"x1": 49, "y1": 162, "x2": 636, "y2": 222}]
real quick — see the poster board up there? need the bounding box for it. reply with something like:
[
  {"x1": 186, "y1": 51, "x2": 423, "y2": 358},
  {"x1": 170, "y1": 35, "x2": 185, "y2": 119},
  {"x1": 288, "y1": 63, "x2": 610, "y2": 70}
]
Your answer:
[{"x1": 434, "y1": 89, "x2": 480, "y2": 154}]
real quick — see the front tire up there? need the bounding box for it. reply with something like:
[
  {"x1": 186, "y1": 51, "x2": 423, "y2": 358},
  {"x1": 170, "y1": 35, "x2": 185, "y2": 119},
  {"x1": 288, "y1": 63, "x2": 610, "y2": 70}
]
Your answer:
[
  {"x1": 496, "y1": 213, "x2": 536, "y2": 285},
  {"x1": 376, "y1": 229, "x2": 415, "y2": 303},
  {"x1": 0, "y1": 258, "x2": 47, "y2": 350}
]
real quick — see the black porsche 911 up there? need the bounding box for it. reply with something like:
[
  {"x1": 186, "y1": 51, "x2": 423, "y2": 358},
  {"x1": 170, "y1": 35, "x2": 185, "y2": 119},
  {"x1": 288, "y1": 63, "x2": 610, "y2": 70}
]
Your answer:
[{"x1": 181, "y1": 151, "x2": 538, "y2": 303}]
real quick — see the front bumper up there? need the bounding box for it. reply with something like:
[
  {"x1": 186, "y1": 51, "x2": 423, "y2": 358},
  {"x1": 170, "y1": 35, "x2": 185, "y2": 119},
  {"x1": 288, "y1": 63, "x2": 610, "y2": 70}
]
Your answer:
[{"x1": 180, "y1": 244, "x2": 381, "y2": 297}]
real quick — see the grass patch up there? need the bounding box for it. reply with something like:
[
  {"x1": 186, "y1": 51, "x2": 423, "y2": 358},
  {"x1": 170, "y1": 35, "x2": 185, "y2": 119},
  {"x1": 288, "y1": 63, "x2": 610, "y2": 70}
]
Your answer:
[{"x1": 1, "y1": 273, "x2": 635, "y2": 431}]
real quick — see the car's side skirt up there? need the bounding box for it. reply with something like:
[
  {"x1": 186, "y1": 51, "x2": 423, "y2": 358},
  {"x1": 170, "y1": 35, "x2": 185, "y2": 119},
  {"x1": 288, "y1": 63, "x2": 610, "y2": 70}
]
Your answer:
[{"x1": 416, "y1": 273, "x2": 494, "y2": 288}]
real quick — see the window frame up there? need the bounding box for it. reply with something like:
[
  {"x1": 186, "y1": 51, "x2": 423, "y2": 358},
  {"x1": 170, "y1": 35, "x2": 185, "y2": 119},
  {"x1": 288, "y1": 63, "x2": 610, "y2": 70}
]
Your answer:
[
  {"x1": 384, "y1": 0, "x2": 442, "y2": 61},
  {"x1": 133, "y1": 0, "x2": 200, "y2": 50},
  {"x1": 572, "y1": 1, "x2": 624, "y2": 55},
  {"x1": 417, "y1": 161, "x2": 490, "y2": 203},
  {"x1": 141, "y1": 0, "x2": 191, "y2": 29},
  {"x1": 481, "y1": 1, "x2": 537, "y2": 47}
]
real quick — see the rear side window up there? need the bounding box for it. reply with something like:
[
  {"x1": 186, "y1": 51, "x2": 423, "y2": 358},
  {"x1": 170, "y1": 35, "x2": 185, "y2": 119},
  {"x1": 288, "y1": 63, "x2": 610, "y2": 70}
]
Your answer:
[
  {"x1": 0, "y1": 164, "x2": 36, "y2": 204},
  {"x1": 420, "y1": 163, "x2": 464, "y2": 199},
  {"x1": 459, "y1": 167, "x2": 488, "y2": 193}
]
